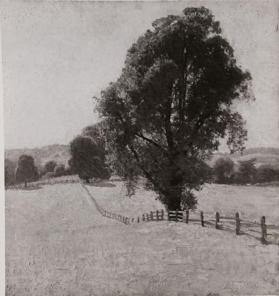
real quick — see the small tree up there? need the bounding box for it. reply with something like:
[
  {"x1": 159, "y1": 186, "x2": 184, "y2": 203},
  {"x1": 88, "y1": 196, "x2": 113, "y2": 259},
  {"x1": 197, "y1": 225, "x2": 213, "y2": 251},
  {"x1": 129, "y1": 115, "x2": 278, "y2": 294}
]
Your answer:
[
  {"x1": 234, "y1": 158, "x2": 257, "y2": 184},
  {"x1": 69, "y1": 135, "x2": 110, "y2": 182},
  {"x1": 213, "y1": 157, "x2": 234, "y2": 184},
  {"x1": 5, "y1": 158, "x2": 16, "y2": 187},
  {"x1": 44, "y1": 161, "x2": 57, "y2": 174},
  {"x1": 15, "y1": 155, "x2": 39, "y2": 187}
]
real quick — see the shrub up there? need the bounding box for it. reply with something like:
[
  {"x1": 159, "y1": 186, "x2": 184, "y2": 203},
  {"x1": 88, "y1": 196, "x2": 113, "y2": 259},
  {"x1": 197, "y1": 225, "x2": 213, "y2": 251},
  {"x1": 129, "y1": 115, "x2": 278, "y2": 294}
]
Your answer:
[
  {"x1": 43, "y1": 161, "x2": 57, "y2": 174},
  {"x1": 54, "y1": 164, "x2": 66, "y2": 177},
  {"x1": 234, "y1": 158, "x2": 257, "y2": 184},
  {"x1": 213, "y1": 157, "x2": 234, "y2": 184},
  {"x1": 256, "y1": 165, "x2": 279, "y2": 183}
]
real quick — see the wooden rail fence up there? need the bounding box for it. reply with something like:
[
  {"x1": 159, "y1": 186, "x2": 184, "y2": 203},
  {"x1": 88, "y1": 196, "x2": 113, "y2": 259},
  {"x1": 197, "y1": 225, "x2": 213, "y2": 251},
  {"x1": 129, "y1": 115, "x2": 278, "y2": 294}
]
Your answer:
[
  {"x1": 81, "y1": 182, "x2": 278, "y2": 244},
  {"x1": 128, "y1": 209, "x2": 278, "y2": 244}
]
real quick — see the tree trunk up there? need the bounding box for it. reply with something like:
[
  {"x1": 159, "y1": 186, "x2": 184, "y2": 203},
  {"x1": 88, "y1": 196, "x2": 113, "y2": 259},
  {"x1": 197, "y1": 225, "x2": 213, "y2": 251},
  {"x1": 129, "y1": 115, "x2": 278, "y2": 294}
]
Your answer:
[
  {"x1": 164, "y1": 185, "x2": 183, "y2": 211},
  {"x1": 85, "y1": 178, "x2": 90, "y2": 184},
  {"x1": 24, "y1": 180, "x2": 27, "y2": 188}
]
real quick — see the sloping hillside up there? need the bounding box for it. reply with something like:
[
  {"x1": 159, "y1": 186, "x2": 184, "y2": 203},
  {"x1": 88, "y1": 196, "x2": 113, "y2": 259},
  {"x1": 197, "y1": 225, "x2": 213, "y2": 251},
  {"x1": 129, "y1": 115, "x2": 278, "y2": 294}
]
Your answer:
[
  {"x1": 208, "y1": 147, "x2": 279, "y2": 169},
  {"x1": 5, "y1": 145, "x2": 279, "y2": 170},
  {"x1": 5, "y1": 144, "x2": 70, "y2": 168}
]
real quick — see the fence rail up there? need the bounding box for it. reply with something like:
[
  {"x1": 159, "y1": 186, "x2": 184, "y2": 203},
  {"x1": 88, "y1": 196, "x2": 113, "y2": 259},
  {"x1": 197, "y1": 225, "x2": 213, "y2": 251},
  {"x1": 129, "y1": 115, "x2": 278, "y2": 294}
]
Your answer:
[{"x1": 82, "y1": 182, "x2": 279, "y2": 245}]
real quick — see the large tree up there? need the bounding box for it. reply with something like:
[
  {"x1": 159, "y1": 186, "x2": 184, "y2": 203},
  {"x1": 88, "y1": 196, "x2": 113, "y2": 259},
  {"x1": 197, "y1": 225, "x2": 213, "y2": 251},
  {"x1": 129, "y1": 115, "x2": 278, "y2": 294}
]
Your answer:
[
  {"x1": 15, "y1": 155, "x2": 39, "y2": 187},
  {"x1": 97, "y1": 7, "x2": 252, "y2": 210},
  {"x1": 69, "y1": 135, "x2": 110, "y2": 182}
]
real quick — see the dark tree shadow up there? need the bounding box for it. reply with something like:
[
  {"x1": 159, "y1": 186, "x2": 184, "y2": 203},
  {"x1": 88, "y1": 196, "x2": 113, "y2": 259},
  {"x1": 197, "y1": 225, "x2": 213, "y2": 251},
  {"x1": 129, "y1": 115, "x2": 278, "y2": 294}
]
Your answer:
[
  {"x1": 6, "y1": 184, "x2": 43, "y2": 191},
  {"x1": 19, "y1": 184, "x2": 43, "y2": 191},
  {"x1": 85, "y1": 181, "x2": 116, "y2": 188}
]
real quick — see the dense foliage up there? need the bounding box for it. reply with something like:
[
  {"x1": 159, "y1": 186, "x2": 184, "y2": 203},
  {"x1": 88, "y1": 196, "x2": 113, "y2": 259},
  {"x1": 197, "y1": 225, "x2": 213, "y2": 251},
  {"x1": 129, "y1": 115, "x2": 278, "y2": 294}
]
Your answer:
[
  {"x1": 54, "y1": 164, "x2": 66, "y2": 177},
  {"x1": 212, "y1": 157, "x2": 279, "y2": 185},
  {"x1": 15, "y1": 155, "x2": 39, "y2": 187},
  {"x1": 97, "y1": 7, "x2": 252, "y2": 209},
  {"x1": 69, "y1": 135, "x2": 110, "y2": 182},
  {"x1": 213, "y1": 157, "x2": 234, "y2": 184},
  {"x1": 43, "y1": 161, "x2": 57, "y2": 174},
  {"x1": 234, "y1": 158, "x2": 257, "y2": 184},
  {"x1": 5, "y1": 158, "x2": 16, "y2": 186}
]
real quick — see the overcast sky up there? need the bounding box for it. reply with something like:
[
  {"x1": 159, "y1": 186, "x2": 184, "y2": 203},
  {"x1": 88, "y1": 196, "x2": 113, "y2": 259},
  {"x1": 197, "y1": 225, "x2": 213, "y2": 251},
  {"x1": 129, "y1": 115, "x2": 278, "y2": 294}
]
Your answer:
[{"x1": 1, "y1": 0, "x2": 279, "y2": 149}]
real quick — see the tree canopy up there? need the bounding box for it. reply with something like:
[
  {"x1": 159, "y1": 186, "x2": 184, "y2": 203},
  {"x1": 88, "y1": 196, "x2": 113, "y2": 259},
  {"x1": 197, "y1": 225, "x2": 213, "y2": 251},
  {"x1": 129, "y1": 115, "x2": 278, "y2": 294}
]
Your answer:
[
  {"x1": 5, "y1": 158, "x2": 16, "y2": 187},
  {"x1": 44, "y1": 161, "x2": 57, "y2": 174},
  {"x1": 15, "y1": 155, "x2": 39, "y2": 187},
  {"x1": 213, "y1": 157, "x2": 234, "y2": 184},
  {"x1": 97, "y1": 7, "x2": 253, "y2": 210},
  {"x1": 235, "y1": 158, "x2": 257, "y2": 185},
  {"x1": 69, "y1": 135, "x2": 110, "y2": 182}
]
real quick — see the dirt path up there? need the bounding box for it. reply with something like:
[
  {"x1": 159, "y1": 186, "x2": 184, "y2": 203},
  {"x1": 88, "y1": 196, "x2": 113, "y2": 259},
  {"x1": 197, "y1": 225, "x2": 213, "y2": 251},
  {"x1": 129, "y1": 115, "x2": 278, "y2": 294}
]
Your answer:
[{"x1": 6, "y1": 183, "x2": 279, "y2": 296}]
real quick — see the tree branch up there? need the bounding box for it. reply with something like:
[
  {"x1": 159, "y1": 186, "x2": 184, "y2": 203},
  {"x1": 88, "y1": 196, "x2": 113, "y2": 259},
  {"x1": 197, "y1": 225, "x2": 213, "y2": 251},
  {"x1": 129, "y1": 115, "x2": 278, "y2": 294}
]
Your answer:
[
  {"x1": 127, "y1": 143, "x2": 167, "y2": 195},
  {"x1": 135, "y1": 133, "x2": 168, "y2": 154}
]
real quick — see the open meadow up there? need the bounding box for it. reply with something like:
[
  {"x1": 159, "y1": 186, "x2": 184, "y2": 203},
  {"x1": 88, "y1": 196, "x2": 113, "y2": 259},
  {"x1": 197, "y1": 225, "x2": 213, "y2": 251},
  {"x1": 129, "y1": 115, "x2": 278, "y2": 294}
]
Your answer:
[{"x1": 5, "y1": 179, "x2": 279, "y2": 296}]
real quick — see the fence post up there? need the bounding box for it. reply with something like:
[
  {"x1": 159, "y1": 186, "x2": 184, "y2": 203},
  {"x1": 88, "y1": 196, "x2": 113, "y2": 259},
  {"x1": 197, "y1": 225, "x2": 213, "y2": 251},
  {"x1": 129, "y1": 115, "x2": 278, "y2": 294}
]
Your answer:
[
  {"x1": 261, "y1": 216, "x2": 267, "y2": 244},
  {"x1": 185, "y1": 210, "x2": 189, "y2": 224},
  {"x1": 175, "y1": 210, "x2": 178, "y2": 222},
  {"x1": 161, "y1": 209, "x2": 164, "y2": 220},
  {"x1": 200, "y1": 211, "x2": 204, "y2": 227},
  {"x1": 156, "y1": 210, "x2": 159, "y2": 221},
  {"x1": 215, "y1": 212, "x2": 220, "y2": 229},
  {"x1": 137, "y1": 216, "x2": 140, "y2": 223},
  {"x1": 167, "y1": 210, "x2": 170, "y2": 221},
  {"x1": 142, "y1": 214, "x2": 145, "y2": 222},
  {"x1": 150, "y1": 211, "x2": 153, "y2": 221},
  {"x1": 235, "y1": 212, "x2": 240, "y2": 235}
]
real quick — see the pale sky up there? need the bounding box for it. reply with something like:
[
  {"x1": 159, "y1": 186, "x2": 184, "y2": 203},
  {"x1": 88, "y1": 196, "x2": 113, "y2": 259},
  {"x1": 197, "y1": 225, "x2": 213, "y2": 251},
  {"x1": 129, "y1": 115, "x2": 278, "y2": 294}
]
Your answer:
[{"x1": 1, "y1": 0, "x2": 279, "y2": 149}]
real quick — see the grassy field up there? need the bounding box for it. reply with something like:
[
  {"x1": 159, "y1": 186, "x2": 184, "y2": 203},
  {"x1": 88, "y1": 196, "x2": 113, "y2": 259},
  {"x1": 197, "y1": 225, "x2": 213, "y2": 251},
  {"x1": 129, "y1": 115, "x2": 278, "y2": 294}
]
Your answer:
[
  {"x1": 85, "y1": 179, "x2": 279, "y2": 224},
  {"x1": 6, "y1": 180, "x2": 279, "y2": 295}
]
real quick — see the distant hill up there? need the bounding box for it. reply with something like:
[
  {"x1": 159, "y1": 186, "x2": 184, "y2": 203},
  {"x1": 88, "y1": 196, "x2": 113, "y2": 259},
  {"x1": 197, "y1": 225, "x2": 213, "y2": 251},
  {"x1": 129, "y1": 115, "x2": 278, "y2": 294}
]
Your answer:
[
  {"x1": 5, "y1": 144, "x2": 71, "y2": 169},
  {"x1": 5, "y1": 145, "x2": 279, "y2": 171},
  {"x1": 208, "y1": 147, "x2": 279, "y2": 169}
]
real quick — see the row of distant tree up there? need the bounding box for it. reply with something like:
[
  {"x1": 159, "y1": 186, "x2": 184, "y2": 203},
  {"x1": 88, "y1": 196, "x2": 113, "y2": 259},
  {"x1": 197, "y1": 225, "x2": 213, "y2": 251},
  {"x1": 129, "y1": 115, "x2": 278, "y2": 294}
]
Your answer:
[
  {"x1": 5, "y1": 122, "x2": 111, "y2": 188},
  {"x1": 4, "y1": 155, "x2": 74, "y2": 187},
  {"x1": 212, "y1": 157, "x2": 279, "y2": 185}
]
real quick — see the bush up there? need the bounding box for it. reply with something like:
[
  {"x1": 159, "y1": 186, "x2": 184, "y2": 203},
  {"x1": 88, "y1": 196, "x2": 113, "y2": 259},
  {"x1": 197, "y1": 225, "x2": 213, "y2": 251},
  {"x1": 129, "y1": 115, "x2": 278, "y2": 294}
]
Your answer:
[
  {"x1": 256, "y1": 165, "x2": 279, "y2": 183},
  {"x1": 43, "y1": 161, "x2": 57, "y2": 174},
  {"x1": 233, "y1": 158, "x2": 257, "y2": 184},
  {"x1": 213, "y1": 157, "x2": 234, "y2": 184},
  {"x1": 54, "y1": 164, "x2": 66, "y2": 177}
]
